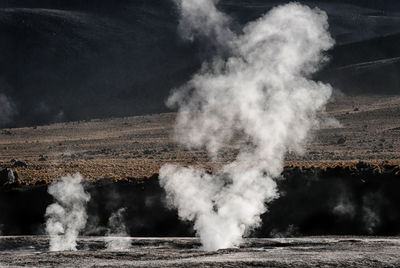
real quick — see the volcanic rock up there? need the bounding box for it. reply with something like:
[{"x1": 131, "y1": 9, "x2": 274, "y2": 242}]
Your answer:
[
  {"x1": 0, "y1": 168, "x2": 18, "y2": 185},
  {"x1": 12, "y1": 160, "x2": 27, "y2": 168}
]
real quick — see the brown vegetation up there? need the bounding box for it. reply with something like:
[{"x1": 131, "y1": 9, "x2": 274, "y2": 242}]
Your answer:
[{"x1": 1, "y1": 95, "x2": 400, "y2": 183}]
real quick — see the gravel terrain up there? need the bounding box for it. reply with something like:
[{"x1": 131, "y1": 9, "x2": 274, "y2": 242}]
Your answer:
[{"x1": 1, "y1": 236, "x2": 400, "y2": 267}]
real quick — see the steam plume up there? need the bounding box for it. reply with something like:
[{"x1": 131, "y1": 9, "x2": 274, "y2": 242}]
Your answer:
[
  {"x1": 105, "y1": 208, "x2": 130, "y2": 251},
  {"x1": 45, "y1": 173, "x2": 90, "y2": 251},
  {"x1": 160, "y1": 1, "x2": 334, "y2": 251}
]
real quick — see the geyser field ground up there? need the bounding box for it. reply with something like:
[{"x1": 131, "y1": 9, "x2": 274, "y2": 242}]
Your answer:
[
  {"x1": 1, "y1": 94, "x2": 400, "y2": 267},
  {"x1": 1, "y1": 94, "x2": 400, "y2": 183},
  {"x1": 1, "y1": 236, "x2": 400, "y2": 267}
]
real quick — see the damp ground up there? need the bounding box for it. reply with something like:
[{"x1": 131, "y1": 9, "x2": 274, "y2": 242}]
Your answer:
[{"x1": 1, "y1": 236, "x2": 400, "y2": 267}]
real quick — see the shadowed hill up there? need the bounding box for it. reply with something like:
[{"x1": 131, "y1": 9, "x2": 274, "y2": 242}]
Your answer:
[
  {"x1": 320, "y1": 33, "x2": 400, "y2": 94},
  {"x1": 0, "y1": 0, "x2": 400, "y2": 127}
]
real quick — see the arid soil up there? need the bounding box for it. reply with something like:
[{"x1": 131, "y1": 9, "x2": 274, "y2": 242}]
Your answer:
[
  {"x1": 0, "y1": 94, "x2": 400, "y2": 183},
  {"x1": 1, "y1": 236, "x2": 400, "y2": 267}
]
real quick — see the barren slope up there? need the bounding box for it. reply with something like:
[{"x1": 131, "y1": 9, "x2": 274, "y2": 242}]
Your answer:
[{"x1": 0, "y1": 94, "x2": 400, "y2": 182}]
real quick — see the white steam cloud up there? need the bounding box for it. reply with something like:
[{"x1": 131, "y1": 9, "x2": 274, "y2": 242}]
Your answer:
[
  {"x1": 105, "y1": 207, "x2": 131, "y2": 251},
  {"x1": 45, "y1": 173, "x2": 90, "y2": 251},
  {"x1": 160, "y1": 1, "x2": 334, "y2": 251},
  {"x1": 175, "y1": 0, "x2": 233, "y2": 46}
]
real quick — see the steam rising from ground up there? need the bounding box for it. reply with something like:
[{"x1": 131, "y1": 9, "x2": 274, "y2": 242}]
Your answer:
[
  {"x1": 106, "y1": 208, "x2": 131, "y2": 251},
  {"x1": 160, "y1": 1, "x2": 334, "y2": 251},
  {"x1": 45, "y1": 174, "x2": 90, "y2": 251}
]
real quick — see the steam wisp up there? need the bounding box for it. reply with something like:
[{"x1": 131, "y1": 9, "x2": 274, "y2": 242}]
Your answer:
[
  {"x1": 160, "y1": 1, "x2": 334, "y2": 251},
  {"x1": 45, "y1": 173, "x2": 90, "y2": 251},
  {"x1": 106, "y1": 208, "x2": 130, "y2": 251}
]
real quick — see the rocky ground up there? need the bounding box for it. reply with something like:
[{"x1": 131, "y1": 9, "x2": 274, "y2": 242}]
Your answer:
[
  {"x1": 1, "y1": 236, "x2": 400, "y2": 267},
  {"x1": 0, "y1": 94, "x2": 400, "y2": 183}
]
